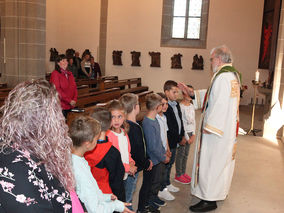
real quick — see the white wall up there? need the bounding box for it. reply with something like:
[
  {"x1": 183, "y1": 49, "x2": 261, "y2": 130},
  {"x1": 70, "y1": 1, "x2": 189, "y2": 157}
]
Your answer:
[
  {"x1": 46, "y1": 0, "x2": 101, "y2": 73},
  {"x1": 105, "y1": 0, "x2": 266, "y2": 105},
  {"x1": 45, "y1": 0, "x2": 267, "y2": 105}
]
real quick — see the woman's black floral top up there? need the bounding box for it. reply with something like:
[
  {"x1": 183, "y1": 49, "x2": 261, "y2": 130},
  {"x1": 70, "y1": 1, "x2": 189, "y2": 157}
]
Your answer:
[{"x1": 0, "y1": 149, "x2": 72, "y2": 213}]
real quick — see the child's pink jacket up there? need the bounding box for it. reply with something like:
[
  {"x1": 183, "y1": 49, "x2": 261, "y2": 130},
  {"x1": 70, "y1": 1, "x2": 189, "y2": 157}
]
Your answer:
[{"x1": 106, "y1": 129, "x2": 135, "y2": 173}]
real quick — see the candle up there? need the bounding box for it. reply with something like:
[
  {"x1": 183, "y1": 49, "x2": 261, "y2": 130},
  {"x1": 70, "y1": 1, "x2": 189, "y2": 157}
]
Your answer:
[{"x1": 255, "y1": 70, "x2": 260, "y2": 82}]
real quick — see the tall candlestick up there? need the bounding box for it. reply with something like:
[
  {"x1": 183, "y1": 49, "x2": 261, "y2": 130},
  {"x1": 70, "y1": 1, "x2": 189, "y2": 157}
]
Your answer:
[{"x1": 255, "y1": 70, "x2": 260, "y2": 82}]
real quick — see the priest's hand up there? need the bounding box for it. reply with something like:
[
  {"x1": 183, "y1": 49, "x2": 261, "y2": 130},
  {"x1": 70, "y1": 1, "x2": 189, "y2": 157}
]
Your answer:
[{"x1": 178, "y1": 82, "x2": 190, "y2": 96}]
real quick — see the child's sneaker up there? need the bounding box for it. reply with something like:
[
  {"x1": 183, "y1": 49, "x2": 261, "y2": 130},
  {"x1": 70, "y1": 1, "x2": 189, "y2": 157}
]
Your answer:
[
  {"x1": 158, "y1": 188, "x2": 175, "y2": 201},
  {"x1": 167, "y1": 184, "x2": 180, "y2": 192},
  {"x1": 174, "y1": 174, "x2": 190, "y2": 184},
  {"x1": 146, "y1": 203, "x2": 161, "y2": 212},
  {"x1": 183, "y1": 174, "x2": 192, "y2": 183},
  {"x1": 151, "y1": 196, "x2": 167, "y2": 207}
]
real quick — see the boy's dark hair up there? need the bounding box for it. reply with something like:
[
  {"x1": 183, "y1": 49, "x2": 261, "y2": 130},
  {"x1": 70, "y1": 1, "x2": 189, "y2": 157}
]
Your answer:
[
  {"x1": 163, "y1": 80, "x2": 178, "y2": 92},
  {"x1": 157, "y1": 92, "x2": 168, "y2": 101},
  {"x1": 119, "y1": 93, "x2": 139, "y2": 114},
  {"x1": 69, "y1": 116, "x2": 101, "y2": 147},
  {"x1": 91, "y1": 107, "x2": 112, "y2": 131},
  {"x1": 146, "y1": 93, "x2": 162, "y2": 110}
]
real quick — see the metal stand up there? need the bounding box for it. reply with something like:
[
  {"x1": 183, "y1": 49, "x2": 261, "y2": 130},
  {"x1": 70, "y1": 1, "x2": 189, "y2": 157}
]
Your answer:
[{"x1": 247, "y1": 81, "x2": 262, "y2": 136}]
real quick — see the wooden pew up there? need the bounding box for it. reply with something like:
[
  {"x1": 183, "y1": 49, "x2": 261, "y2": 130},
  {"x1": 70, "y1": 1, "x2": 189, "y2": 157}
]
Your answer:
[
  {"x1": 120, "y1": 86, "x2": 148, "y2": 95},
  {"x1": 77, "y1": 85, "x2": 89, "y2": 95},
  {"x1": 137, "y1": 90, "x2": 153, "y2": 103},
  {"x1": 67, "y1": 88, "x2": 120, "y2": 125},
  {"x1": 67, "y1": 90, "x2": 150, "y2": 126},
  {"x1": 76, "y1": 79, "x2": 99, "y2": 87},
  {"x1": 76, "y1": 88, "x2": 120, "y2": 108},
  {"x1": 0, "y1": 83, "x2": 7, "y2": 88},
  {"x1": 103, "y1": 78, "x2": 141, "y2": 90},
  {"x1": 76, "y1": 76, "x2": 118, "y2": 91},
  {"x1": 67, "y1": 105, "x2": 97, "y2": 126},
  {"x1": 100, "y1": 76, "x2": 118, "y2": 81},
  {"x1": 100, "y1": 78, "x2": 149, "y2": 95}
]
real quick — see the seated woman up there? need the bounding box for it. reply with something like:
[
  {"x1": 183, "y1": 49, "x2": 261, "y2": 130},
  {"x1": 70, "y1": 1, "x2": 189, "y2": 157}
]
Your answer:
[
  {"x1": 0, "y1": 80, "x2": 83, "y2": 212},
  {"x1": 50, "y1": 54, "x2": 78, "y2": 118}
]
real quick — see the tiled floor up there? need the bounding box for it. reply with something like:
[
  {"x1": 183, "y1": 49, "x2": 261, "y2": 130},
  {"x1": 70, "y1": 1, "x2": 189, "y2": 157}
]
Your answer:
[{"x1": 131, "y1": 106, "x2": 284, "y2": 212}]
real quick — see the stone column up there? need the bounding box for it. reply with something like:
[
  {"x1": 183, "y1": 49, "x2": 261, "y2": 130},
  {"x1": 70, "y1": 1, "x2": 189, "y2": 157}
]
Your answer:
[
  {"x1": 99, "y1": 0, "x2": 108, "y2": 76},
  {"x1": 0, "y1": 0, "x2": 46, "y2": 87},
  {"x1": 263, "y1": 0, "x2": 284, "y2": 142}
]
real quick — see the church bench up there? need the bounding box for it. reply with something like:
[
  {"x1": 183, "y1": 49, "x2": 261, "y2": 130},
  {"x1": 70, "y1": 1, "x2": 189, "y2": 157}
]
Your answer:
[
  {"x1": 0, "y1": 88, "x2": 12, "y2": 93},
  {"x1": 120, "y1": 86, "x2": 149, "y2": 95},
  {"x1": 100, "y1": 76, "x2": 118, "y2": 81},
  {"x1": 0, "y1": 83, "x2": 7, "y2": 88},
  {"x1": 77, "y1": 85, "x2": 89, "y2": 95},
  {"x1": 102, "y1": 78, "x2": 143, "y2": 90},
  {"x1": 76, "y1": 79, "x2": 99, "y2": 87},
  {"x1": 0, "y1": 88, "x2": 13, "y2": 98},
  {"x1": 67, "y1": 88, "x2": 120, "y2": 126},
  {"x1": 67, "y1": 105, "x2": 97, "y2": 126},
  {"x1": 76, "y1": 88, "x2": 120, "y2": 108},
  {"x1": 137, "y1": 90, "x2": 153, "y2": 103}
]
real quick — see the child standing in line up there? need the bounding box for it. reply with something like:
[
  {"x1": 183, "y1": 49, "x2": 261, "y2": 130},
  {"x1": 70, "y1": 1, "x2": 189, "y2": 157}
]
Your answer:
[
  {"x1": 142, "y1": 93, "x2": 170, "y2": 212},
  {"x1": 156, "y1": 93, "x2": 175, "y2": 201},
  {"x1": 70, "y1": 116, "x2": 133, "y2": 213},
  {"x1": 177, "y1": 85, "x2": 196, "y2": 183},
  {"x1": 84, "y1": 107, "x2": 126, "y2": 202},
  {"x1": 119, "y1": 93, "x2": 153, "y2": 212},
  {"x1": 106, "y1": 100, "x2": 137, "y2": 211},
  {"x1": 162, "y1": 80, "x2": 188, "y2": 194}
]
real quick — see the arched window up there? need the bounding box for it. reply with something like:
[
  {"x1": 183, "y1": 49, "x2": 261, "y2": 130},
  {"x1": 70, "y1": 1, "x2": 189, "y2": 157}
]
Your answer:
[{"x1": 161, "y1": 0, "x2": 209, "y2": 48}]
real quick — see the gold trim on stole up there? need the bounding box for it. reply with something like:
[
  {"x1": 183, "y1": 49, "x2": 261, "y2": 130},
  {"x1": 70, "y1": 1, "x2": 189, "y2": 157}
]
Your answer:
[{"x1": 204, "y1": 124, "x2": 224, "y2": 136}]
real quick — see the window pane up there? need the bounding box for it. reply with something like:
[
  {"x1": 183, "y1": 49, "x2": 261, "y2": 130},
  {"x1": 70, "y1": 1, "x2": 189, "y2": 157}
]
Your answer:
[
  {"x1": 173, "y1": 0, "x2": 187, "y2": 16},
  {"x1": 188, "y1": 0, "x2": 202, "y2": 17},
  {"x1": 172, "y1": 17, "x2": 186, "y2": 38},
  {"x1": 187, "y1": 17, "x2": 201, "y2": 39}
]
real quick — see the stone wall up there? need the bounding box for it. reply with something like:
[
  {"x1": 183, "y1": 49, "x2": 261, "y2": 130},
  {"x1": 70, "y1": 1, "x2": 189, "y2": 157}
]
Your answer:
[{"x1": 0, "y1": 0, "x2": 46, "y2": 87}]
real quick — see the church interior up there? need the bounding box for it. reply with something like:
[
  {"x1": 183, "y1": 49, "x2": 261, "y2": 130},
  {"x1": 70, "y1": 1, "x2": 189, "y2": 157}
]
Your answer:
[{"x1": 1, "y1": 0, "x2": 284, "y2": 212}]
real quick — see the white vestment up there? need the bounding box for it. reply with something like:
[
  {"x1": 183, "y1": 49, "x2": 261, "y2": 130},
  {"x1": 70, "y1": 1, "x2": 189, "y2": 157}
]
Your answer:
[
  {"x1": 193, "y1": 89, "x2": 207, "y2": 110},
  {"x1": 191, "y1": 68, "x2": 240, "y2": 201}
]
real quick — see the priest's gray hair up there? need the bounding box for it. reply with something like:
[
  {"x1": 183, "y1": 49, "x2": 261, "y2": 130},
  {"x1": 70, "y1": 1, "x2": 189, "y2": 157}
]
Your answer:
[{"x1": 210, "y1": 45, "x2": 233, "y2": 63}]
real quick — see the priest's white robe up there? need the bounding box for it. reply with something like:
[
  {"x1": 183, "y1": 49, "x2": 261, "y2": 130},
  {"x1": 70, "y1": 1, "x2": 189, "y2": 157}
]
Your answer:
[
  {"x1": 193, "y1": 89, "x2": 207, "y2": 110},
  {"x1": 191, "y1": 71, "x2": 240, "y2": 201}
]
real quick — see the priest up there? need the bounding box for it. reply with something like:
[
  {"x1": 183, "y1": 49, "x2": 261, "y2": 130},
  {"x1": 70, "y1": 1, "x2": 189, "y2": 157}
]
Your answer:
[{"x1": 189, "y1": 45, "x2": 241, "y2": 212}]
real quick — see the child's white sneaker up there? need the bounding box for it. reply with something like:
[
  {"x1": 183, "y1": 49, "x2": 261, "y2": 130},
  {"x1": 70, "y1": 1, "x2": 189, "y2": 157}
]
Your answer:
[
  {"x1": 158, "y1": 188, "x2": 175, "y2": 201},
  {"x1": 167, "y1": 184, "x2": 180, "y2": 192}
]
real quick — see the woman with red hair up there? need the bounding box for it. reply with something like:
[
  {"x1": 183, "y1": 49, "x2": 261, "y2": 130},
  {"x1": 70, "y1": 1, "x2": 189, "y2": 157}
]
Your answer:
[{"x1": 0, "y1": 80, "x2": 83, "y2": 212}]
